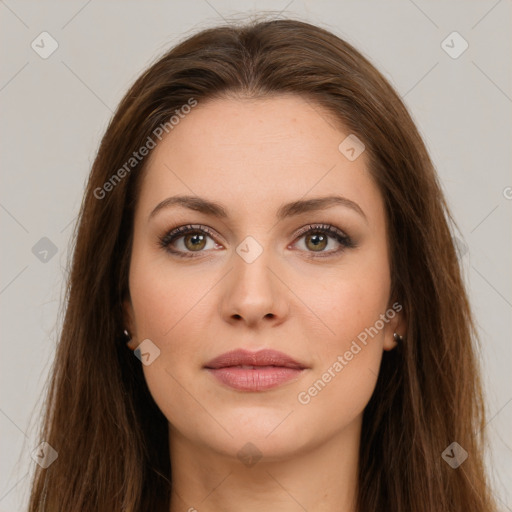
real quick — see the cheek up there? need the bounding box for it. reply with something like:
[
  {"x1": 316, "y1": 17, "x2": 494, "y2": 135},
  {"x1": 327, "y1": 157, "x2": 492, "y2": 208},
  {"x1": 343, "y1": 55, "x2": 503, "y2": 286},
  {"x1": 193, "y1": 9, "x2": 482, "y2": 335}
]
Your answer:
[
  {"x1": 129, "y1": 245, "x2": 209, "y2": 339},
  {"x1": 129, "y1": 277, "x2": 208, "y2": 379},
  {"x1": 128, "y1": 254, "x2": 220, "y2": 431},
  {"x1": 294, "y1": 256, "x2": 391, "y2": 414},
  {"x1": 298, "y1": 255, "x2": 391, "y2": 353}
]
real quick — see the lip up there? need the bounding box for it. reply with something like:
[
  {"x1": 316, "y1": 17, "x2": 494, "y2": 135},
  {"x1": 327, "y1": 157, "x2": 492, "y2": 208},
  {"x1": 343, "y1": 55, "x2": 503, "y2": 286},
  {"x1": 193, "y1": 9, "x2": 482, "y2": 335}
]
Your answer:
[{"x1": 204, "y1": 349, "x2": 308, "y2": 392}]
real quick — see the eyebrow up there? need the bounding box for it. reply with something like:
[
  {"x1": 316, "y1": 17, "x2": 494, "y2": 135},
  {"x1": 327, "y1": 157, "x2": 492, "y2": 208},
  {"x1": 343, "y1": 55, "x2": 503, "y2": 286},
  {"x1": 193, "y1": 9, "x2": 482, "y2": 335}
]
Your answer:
[{"x1": 148, "y1": 194, "x2": 368, "y2": 224}]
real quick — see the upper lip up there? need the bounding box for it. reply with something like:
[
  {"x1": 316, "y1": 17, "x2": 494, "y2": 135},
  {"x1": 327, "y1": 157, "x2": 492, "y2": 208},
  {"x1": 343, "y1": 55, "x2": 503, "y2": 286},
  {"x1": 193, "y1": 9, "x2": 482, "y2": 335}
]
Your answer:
[{"x1": 204, "y1": 349, "x2": 307, "y2": 370}]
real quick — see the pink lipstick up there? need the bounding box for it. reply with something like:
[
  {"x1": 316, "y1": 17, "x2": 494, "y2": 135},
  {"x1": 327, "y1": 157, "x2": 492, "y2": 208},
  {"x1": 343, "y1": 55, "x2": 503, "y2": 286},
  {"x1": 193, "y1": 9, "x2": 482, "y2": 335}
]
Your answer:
[{"x1": 204, "y1": 348, "x2": 307, "y2": 391}]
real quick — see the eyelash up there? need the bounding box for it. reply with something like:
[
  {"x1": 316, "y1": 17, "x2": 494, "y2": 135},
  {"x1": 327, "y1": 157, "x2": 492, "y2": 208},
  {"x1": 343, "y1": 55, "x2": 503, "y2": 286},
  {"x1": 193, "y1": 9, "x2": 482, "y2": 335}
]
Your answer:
[{"x1": 158, "y1": 223, "x2": 356, "y2": 259}]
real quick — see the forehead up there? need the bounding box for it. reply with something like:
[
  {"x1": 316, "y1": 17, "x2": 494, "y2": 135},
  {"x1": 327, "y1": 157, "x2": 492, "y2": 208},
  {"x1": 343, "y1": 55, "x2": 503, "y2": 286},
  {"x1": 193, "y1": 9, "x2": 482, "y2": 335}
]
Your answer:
[{"x1": 137, "y1": 95, "x2": 384, "y2": 227}]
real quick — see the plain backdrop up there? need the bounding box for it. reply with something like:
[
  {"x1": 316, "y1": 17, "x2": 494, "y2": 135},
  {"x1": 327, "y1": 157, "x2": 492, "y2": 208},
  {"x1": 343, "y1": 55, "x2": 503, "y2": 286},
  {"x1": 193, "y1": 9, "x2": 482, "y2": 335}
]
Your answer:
[{"x1": 1, "y1": 1, "x2": 511, "y2": 510}]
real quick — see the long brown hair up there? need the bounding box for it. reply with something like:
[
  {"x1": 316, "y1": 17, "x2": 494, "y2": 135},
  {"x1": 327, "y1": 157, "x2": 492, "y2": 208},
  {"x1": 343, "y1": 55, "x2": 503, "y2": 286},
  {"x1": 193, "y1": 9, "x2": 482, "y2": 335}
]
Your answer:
[{"x1": 28, "y1": 16, "x2": 497, "y2": 511}]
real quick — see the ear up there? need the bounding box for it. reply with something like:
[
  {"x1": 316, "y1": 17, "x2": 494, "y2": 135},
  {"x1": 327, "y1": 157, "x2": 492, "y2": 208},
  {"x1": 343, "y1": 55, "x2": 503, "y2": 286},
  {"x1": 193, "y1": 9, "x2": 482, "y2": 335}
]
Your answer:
[
  {"x1": 383, "y1": 299, "x2": 407, "y2": 352},
  {"x1": 122, "y1": 296, "x2": 139, "y2": 351}
]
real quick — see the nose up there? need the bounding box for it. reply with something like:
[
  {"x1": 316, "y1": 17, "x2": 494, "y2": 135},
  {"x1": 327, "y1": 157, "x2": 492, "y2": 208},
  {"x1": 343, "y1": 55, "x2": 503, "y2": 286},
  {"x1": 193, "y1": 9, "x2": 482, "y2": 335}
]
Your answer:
[{"x1": 219, "y1": 243, "x2": 290, "y2": 328}]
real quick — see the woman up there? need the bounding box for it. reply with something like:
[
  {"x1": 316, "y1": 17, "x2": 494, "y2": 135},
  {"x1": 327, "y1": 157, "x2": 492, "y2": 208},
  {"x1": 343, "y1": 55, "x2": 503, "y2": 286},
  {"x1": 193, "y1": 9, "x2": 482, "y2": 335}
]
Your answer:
[{"x1": 28, "y1": 17, "x2": 497, "y2": 511}]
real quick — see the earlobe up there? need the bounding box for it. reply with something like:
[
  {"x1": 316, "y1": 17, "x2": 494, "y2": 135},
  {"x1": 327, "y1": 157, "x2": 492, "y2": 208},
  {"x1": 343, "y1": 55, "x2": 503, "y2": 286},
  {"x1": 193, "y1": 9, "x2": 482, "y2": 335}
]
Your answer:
[
  {"x1": 383, "y1": 330, "x2": 405, "y2": 351},
  {"x1": 122, "y1": 297, "x2": 137, "y2": 350},
  {"x1": 383, "y1": 300, "x2": 407, "y2": 351},
  {"x1": 125, "y1": 332, "x2": 138, "y2": 351},
  {"x1": 383, "y1": 335, "x2": 399, "y2": 351}
]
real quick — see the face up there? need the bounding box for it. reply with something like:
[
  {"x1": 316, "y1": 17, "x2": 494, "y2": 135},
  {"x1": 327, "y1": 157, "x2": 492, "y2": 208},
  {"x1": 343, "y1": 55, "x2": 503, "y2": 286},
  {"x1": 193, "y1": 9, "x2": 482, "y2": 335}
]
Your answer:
[{"x1": 124, "y1": 94, "x2": 404, "y2": 461}]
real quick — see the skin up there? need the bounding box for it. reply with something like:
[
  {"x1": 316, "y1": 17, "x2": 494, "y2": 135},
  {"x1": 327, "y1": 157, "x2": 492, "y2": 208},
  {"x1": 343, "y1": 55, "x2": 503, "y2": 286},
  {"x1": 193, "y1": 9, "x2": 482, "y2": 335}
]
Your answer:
[{"x1": 124, "y1": 94, "x2": 406, "y2": 512}]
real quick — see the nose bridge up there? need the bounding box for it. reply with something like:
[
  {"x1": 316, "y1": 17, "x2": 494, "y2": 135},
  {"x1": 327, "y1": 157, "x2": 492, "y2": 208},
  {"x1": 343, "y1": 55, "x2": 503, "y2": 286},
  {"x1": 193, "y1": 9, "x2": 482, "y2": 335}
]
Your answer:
[
  {"x1": 233, "y1": 233, "x2": 276, "y2": 297},
  {"x1": 221, "y1": 232, "x2": 288, "y2": 325}
]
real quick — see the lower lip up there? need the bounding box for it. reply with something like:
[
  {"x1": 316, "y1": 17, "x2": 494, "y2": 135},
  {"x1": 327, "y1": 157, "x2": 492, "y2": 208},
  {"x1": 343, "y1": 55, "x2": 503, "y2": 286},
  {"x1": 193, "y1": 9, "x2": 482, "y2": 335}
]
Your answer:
[{"x1": 206, "y1": 366, "x2": 305, "y2": 391}]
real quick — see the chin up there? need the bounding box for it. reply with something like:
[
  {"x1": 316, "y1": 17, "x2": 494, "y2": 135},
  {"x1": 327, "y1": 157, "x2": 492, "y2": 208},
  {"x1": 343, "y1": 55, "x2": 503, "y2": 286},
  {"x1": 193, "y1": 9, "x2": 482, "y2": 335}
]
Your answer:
[
  {"x1": 196, "y1": 411, "x2": 317, "y2": 462},
  {"x1": 206, "y1": 431, "x2": 310, "y2": 464}
]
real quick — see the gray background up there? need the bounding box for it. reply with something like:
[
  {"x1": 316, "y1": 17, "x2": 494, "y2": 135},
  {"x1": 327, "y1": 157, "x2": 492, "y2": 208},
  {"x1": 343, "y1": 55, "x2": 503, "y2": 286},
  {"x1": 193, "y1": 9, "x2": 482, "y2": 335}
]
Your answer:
[{"x1": 1, "y1": 1, "x2": 511, "y2": 510}]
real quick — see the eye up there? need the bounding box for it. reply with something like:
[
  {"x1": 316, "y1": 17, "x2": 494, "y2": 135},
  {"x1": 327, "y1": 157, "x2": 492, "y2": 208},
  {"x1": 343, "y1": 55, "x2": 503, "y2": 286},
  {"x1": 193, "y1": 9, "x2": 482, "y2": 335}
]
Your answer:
[
  {"x1": 158, "y1": 224, "x2": 221, "y2": 258},
  {"x1": 158, "y1": 223, "x2": 356, "y2": 259},
  {"x1": 291, "y1": 223, "x2": 356, "y2": 258}
]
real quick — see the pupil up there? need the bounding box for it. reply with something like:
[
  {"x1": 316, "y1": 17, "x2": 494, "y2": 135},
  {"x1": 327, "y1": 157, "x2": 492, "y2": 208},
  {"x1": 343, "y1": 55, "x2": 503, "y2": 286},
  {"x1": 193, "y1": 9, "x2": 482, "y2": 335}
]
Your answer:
[
  {"x1": 309, "y1": 233, "x2": 326, "y2": 250},
  {"x1": 187, "y1": 233, "x2": 205, "y2": 250}
]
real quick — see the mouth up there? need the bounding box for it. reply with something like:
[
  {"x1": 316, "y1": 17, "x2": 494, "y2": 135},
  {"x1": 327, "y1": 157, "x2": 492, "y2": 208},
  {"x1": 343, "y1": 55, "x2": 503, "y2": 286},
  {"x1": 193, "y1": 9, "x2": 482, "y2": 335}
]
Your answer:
[{"x1": 204, "y1": 349, "x2": 308, "y2": 392}]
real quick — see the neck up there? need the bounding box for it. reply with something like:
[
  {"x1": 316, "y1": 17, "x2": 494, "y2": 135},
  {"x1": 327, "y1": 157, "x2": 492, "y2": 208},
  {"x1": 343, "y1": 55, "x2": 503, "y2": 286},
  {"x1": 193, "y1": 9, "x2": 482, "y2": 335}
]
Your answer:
[{"x1": 168, "y1": 416, "x2": 361, "y2": 512}]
